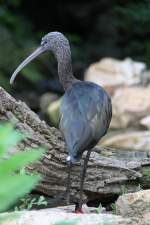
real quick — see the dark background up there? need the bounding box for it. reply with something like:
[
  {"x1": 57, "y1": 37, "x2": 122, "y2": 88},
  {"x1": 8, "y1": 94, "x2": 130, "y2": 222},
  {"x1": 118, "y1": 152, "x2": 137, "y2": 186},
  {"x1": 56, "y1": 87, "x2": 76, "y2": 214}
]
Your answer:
[{"x1": 0, "y1": 0, "x2": 150, "y2": 102}]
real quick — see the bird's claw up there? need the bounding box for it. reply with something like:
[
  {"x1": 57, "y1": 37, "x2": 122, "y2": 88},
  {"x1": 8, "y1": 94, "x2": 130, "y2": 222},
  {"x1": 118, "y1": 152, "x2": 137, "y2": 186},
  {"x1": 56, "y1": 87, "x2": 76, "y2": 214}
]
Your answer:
[{"x1": 75, "y1": 208, "x2": 84, "y2": 214}]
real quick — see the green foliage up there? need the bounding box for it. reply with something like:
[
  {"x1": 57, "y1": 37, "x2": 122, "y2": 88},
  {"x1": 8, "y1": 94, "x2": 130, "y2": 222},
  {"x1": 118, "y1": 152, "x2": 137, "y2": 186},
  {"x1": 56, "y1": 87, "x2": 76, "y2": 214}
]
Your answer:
[
  {"x1": 111, "y1": 203, "x2": 117, "y2": 215},
  {"x1": 0, "y1": 0, "x2": 32, "y2": 39},
  {"x1": 15, "y1": 195, "x2": 48, "y2": 210},
  {"x1": 114, "y1": 0, "x2": 150, "y2": 65},
  {"x1": 115, "y1": 1, "x2": 150, "y2": 33},
  {"x1": 95, "y1": 203, "x2": 103, "y2": 214},
  {"x1": 54, "y1": 220, "x2": 78, "y2": 225},
  {"x1": 120, "y1": 185, "x2": 128, "y2": 195},
  {"x1": 0, "y1": 122, "x2": 44, "y2": 212},
  {"x1": 1, "y1": 0, "x2": 150, "y2": 95},
  {"x1": 0, "y1": 1, "x2": 45, "y2": 90}
]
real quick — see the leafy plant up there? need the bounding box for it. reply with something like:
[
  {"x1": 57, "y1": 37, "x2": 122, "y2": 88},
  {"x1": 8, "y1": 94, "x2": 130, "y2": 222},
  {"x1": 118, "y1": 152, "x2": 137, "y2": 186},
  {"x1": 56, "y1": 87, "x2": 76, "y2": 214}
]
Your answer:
[
  {"x1": 120, "y1": 185, "x2": 128, "y2": 195},
  {"x1": 95, "y1": 203, "x2": 103, "y2": 214},
  {"x1": 113, "y1": 0, "x2": 150, "y2": 65},
  {"x1": 15, "y1": 195, "x2": 48, "y2": 210},
  {"x1": 111, "y1": 203, "x2": 117, "y2": 215},
  {"x1": 0, "y1": 122, "x2": 44, "y2": 212}
]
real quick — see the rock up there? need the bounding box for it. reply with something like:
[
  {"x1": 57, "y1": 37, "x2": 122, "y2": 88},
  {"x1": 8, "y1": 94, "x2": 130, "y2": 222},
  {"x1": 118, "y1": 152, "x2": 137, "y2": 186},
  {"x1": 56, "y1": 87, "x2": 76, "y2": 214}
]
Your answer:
[
  {"x1": 140, "y1": 116, "x2": 150, "y2": 130},
  {"x1": 111, "y1": 86, "x2": 150, "y2": 129},
  {"x1": 40, "y1": 92, "x2": 59, "y2": 114},
  {"x1": 85, "y1": 58, "x2": 147, "y2": 95},
  {"x1": 100, "y1": 130, "x2": 150, "y2": 151},
  {"x1": 116, "y1": 189, "x2": 150, "y2": 225},
  {"x1": 39, "y1": 92, "x2": 60, "y2": 127},
  {"x1": 47, "y1": 98, "x2": 61, "y2": 127},
  {"x1": 0, "y1": 205, "x2": 135, "y2": 225}
]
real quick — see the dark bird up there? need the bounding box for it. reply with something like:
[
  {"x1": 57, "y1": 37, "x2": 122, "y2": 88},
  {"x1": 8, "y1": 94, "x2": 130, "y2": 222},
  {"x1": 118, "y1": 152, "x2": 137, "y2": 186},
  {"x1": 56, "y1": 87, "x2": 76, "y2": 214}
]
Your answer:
[{"x1": 10, "y1": 32, "x2": 112, "y2": 213}]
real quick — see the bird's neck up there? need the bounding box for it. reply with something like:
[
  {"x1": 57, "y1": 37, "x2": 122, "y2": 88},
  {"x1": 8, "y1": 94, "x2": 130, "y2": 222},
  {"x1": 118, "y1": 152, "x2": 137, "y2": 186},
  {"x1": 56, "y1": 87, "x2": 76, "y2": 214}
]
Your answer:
[
  {"x1": 54, "y1": 46, "x2": 78, "y2": 91},
  {"x1": 58, "y1": 60, "x2": 77, "y2": 90}
]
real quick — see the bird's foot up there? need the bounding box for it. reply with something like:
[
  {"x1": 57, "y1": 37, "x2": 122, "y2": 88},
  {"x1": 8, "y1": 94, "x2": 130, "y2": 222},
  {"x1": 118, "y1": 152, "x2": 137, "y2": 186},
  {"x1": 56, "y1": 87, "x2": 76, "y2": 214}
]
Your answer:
[
  {"x1": 74, "y1": 208, "x2": 84, "y2": 214},
  {"x1": 74, "y1": 202, "x2": 84, "y2": 214}
]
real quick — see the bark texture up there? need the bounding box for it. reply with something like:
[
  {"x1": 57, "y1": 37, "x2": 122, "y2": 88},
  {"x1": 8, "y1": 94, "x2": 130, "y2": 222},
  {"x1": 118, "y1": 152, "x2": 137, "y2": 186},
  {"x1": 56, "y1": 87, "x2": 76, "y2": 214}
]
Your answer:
[{"x1": 0, "y1": 87, "x2": 150, "y2": 203}]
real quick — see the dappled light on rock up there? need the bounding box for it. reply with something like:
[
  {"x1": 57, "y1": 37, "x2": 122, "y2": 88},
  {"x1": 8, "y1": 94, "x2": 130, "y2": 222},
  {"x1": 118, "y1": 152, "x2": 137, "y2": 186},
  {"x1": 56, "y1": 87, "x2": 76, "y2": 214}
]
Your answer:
[
  {"x1": 100, "y1": 130, "x2": 150, "y2": 151},
  {"x1": 116, "y1": 190, "x2": 150, "y2": 225},
  {"x1": 111, "y1": 86, "x2": 150, "y2": 129},
  {"x1": 0, "y1": 205, "x2": 135, "y2": 225},
  {"x1": 85, "y1": 58, "x2": 147, "y2": 96}
]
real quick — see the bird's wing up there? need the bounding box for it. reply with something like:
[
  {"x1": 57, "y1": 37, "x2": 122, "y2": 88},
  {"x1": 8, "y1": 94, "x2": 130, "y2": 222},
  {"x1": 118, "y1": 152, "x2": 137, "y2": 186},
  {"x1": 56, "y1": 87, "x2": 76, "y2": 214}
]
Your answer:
[{"x1": 60, "y1": 82, "x2": 112, "y2": 159}]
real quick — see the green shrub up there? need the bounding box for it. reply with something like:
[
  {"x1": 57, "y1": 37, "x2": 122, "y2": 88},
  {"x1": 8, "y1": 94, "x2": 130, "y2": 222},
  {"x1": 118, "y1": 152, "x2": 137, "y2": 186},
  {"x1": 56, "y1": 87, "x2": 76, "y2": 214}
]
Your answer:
[
  {"x1": 0, "y1": 122, "x2": 44, "y2": 212},
  {"x1": 14, "y1": 195, "x2": 48, "y2": 211}
]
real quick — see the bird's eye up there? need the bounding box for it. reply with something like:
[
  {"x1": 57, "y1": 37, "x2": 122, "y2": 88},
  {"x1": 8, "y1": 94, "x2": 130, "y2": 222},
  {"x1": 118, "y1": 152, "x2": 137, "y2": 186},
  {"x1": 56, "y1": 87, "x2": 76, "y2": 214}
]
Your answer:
[{"x1": 41, "y1": 40, "x2": 47, "y2": 46}]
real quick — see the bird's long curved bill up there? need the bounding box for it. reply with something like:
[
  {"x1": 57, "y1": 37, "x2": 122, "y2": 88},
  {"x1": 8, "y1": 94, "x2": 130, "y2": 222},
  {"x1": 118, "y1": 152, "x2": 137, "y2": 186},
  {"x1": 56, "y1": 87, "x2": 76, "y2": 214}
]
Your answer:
[{"x1": 10, "y1": 46, "x2": 45, "y2": 85}]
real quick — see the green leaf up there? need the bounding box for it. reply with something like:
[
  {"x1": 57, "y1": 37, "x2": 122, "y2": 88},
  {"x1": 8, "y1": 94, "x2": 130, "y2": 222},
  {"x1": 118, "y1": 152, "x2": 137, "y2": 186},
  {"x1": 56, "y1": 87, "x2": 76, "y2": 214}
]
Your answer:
[
  {"x1": 0, "y1": 174, "x2": 41, "y2": 212},
  {"x1": 0, "y1": 123, "x2": 23, "y2": 157},
  {"x1": 0, "y1": 148, "x2": 44, "y2": 175},
  {"x1": 0, "y1": 122, "x2": 45, "y2": 212}
]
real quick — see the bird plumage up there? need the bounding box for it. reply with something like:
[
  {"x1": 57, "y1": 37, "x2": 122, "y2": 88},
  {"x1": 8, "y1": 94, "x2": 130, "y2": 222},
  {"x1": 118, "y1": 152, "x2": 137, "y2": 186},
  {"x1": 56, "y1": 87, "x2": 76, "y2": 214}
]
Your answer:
[
  {"x1": 60, "y1": 81, "x2": 112, "y2": 164},
  {"x1": 10, "y1": 31, "x2": 112, "y2": 211}
]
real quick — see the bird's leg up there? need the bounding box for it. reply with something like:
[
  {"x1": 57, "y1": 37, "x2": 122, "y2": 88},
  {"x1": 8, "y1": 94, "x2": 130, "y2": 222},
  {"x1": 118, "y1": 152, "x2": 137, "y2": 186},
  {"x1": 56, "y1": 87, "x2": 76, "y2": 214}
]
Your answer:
[
  {"x1": 78, "y1": 149, "x2": 92, "y2": 212},
  {"x1": 66, "y1": 162, "x2": 72, "y2": 205}
]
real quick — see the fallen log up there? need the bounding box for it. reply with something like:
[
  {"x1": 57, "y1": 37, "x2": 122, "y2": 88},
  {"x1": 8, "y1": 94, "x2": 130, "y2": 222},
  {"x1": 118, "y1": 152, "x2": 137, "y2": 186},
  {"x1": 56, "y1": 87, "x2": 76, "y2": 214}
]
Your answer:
[{"x1": 0, "y1": 87, "x2": 150, "y2": 205}]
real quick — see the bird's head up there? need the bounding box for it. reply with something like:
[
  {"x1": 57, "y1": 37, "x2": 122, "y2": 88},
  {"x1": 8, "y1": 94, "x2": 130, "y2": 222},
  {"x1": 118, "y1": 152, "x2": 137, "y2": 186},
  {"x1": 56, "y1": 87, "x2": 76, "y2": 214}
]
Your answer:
[
  {"x1": 10, "y1": 32, "x2": 70, "y2": 85},
  {"x1": 41, "y1": 32, "x2": 69, "y2": 53}
]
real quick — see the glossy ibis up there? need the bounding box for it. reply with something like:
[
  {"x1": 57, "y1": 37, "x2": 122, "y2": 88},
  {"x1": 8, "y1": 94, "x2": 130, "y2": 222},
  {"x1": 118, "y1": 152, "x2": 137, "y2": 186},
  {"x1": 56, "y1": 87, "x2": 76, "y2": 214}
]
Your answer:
[{"x1": 10, "y1": 32, "x2": 112, "y2": 213}]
